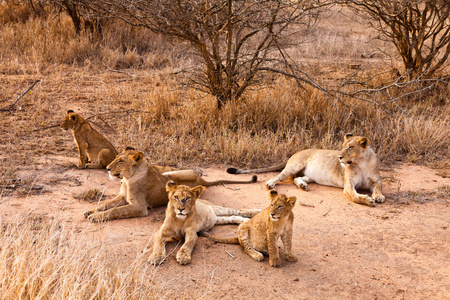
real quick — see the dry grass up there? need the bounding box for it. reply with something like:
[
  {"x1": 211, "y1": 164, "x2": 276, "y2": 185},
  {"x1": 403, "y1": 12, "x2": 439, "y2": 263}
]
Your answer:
[
  {"x1": 0, "y1": 5, "x2": 449, "y2": 298},
  {"x1": 0, "y1": 214, "x2": 159, "y2": 299}
]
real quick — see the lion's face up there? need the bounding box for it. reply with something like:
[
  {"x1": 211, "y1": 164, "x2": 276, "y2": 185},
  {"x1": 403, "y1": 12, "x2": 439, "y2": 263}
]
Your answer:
[
  {"x1": 166, "y1": 181, "x2": 204, "y2": 219},
  {"x1": 106, "y1": 149, "x2": 144, "y2": 180},
  {"x1": 338, "y1": 134, "x2": 369, "y2": 167},
  {"x1": 268, "y1": 190, "x2": 296, "y2": 221},
  {"x1": 60, "y1": 110, "x2": 78, "y2": 130}
]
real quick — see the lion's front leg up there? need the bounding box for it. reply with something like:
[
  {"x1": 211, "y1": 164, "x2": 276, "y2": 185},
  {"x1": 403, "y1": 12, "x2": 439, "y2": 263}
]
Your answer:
[
  {"x1": 176, "y1": 228, "x2": 198, "y2": 265},
  {"x1": 370, "y1": 178, "x2": 385, "y2": 203},
  {"x1": 76, "y1": 141, "x2": 88, "y2": 168},
  {"x1": 344, "y1": 183, "x2": 375, "y2": 207},
  {"x1": 267, "y1": 231, "x2": 281, "y2": 267},
  {"x1": 148, "y1": 230, "x2": 169, "y2": 265},
  {"x1": 281, "y1": 227, "x2": 297, "y2": 262},
  {"x1": 343, "y1": 172, "x2": 375, "y2": 206},
  {"x1": 83, "y1": 193, "x2": 127, "y2": 219}
]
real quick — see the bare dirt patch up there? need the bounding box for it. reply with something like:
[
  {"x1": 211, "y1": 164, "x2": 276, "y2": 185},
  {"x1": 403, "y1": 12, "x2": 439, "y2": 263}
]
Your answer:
[{"x1": 1, "y1": 156, "x2": 449, "y2": 299}]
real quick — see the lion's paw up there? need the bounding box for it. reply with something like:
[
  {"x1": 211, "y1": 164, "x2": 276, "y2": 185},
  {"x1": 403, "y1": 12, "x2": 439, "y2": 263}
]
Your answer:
[
  {"x1": 250, "y1": 251, "x2": 264, "y2": 261},
  {"x1": 373, "y1": 194, "x2": 385, "y2": 203},
  {"x1": 266, "y1": 179, "x2": 277, "y2": 190},
  {"x1": 86, "y1": 212, "x2": 106, "y2": 223},
  {"x1": 269, "y1": 256, "x2": 282, "y2": 267},
  {"x1": 285, "y1": 253, "x2": 298, "y2": 262},
  {"x1": 148, "y1": 253, "x2": 165, "y2": 266},
  {"x1": 176, "y1": 250, "x2": 192, "y2": 265}
]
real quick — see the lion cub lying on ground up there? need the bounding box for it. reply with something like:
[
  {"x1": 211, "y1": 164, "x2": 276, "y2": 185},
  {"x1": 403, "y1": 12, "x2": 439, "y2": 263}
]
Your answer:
[
  {"x1": 205, "y1": 190, "x2": 297, "y2": 267},
  {"x1": 227, "y1": 133, "x2": 384, "y2": 206},
  {"x1": 61, "y1": 110, "x2": 118, "y2": 169},
  {"x1": 148, "y1": 181, "x2": 260, "y2": 265},
  {"x1": 83, "y1": 148, "x2": 257, "y2": 222}
]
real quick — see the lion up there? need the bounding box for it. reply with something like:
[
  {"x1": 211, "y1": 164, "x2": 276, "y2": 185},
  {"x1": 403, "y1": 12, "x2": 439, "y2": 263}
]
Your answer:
[
  {"x1": 148, "y1": 181, "x2": 260, "y2": 265},
  {"x1": 226, "y1": 133, "x2": 385, "y2": 207},
  {"x1": 83, "y1": 148, "x2": 257, "y2": 222},
  {"x1": 205, "y1": 190, "x2": 297, "y2": 267},
  {"x1": 60, "y1": 110, "x2": 118, "y2": 169}
]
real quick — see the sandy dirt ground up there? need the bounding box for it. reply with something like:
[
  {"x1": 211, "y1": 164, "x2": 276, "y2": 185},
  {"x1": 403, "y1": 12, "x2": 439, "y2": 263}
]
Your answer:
[{"x1": 0, "y1": 156, "x2": 449, "y2": 300}]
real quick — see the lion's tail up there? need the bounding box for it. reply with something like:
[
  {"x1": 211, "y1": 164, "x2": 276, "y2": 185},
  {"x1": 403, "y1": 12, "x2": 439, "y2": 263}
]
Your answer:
[
  {"x1": 202, "y1": 232, "x2": 239, "y2": 244},
  {"x1": 202, "y1": 175, "x2": 257, "y2": 187},
  {"x1": 226, "y1": 162, "x2": 287, "y2": 175}
]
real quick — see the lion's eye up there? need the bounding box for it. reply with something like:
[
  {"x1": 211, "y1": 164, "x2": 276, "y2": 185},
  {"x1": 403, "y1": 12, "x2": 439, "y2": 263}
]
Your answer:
[
  {"x1": 186, "y1": 197, "x2": 191, "y2": 201},
  {"x1": 270, "y1": 204, "x2": 273, "y2": 207},
  {"x1": 277, "y1": 206, "x2": 282, "y2": 209},
  {"x1": 174, "y1": 196, "x2": 178, "y2": 200},
  {"x1": 348, "y1": 146, "x2": 353, "y2": 150}
]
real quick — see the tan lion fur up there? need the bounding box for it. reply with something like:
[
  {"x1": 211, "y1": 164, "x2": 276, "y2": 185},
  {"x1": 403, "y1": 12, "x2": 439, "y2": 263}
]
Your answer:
[
  {"x1": 227, "y1": 133, "x2": 385, "y2": 207},
  {"x1": 205, "y1": 190, "x2": 297, "y2": 267},
  {"x1": 83, "y1": 148, "x2": 257, "y2": 222},
  {"x1": 148, "y1": 181, "x2": 260, "y2": 265},
  {"x1": 60, "y1": 110, "x2": 118, "y2": 169}
]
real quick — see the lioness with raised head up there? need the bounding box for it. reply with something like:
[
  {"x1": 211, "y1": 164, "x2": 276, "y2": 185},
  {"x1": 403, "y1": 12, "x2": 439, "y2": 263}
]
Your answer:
[
  {"x1": 227, "y1": 134, "x2": 384, "y2": 206},
  {"x1": 205, "y1": 190, "x2": 297, "y2": 267},
  {"x1": 83, "y1": 148, "x2": 257, "y2": 222},
  {"x1": 148, "y1": 181, "x2": 260, "y2": 265},
  {"x1": 61, "y1": 110, "x2": 118, "y2": 169}
]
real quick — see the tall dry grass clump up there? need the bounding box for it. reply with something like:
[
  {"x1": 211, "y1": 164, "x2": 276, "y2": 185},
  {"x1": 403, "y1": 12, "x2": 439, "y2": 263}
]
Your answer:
[{"x1": 0, "y1": 215, "x2": 159, "y2": 299}]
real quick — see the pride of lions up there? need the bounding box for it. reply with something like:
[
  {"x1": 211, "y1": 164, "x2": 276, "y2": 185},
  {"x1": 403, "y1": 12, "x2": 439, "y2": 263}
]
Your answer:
[{"x1": 61, "y1": 110, "x2": 385, "y2": 267}]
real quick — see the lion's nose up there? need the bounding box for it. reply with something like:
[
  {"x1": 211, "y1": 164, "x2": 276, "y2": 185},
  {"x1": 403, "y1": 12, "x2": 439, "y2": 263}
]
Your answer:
[
  {"x1": 106, "y1": 166, "x2": 111, "y2": 171},
  {"x1": 339, "y1": 156, "x2": 343, "y2": 160}
]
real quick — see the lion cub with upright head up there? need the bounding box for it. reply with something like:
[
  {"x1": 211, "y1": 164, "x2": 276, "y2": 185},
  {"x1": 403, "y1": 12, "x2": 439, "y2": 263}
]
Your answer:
[
  {"x1": 148, "y1": 181, "x2": 260, "y2": 265},
  {"x1": 206, "y1": 190, "x2": 297, "y2": 267},
  {"x1": 61, "y1": 110, "x2": 118, "y2": 169}
]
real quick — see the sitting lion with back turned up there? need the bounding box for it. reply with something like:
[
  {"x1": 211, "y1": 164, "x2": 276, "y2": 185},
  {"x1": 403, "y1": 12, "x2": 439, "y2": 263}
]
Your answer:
[
  {"x1": 227, "y1": 133, "x2": 384, "y2": 206},
  {"x1": 205, "y1": 190, "x2": 297, "y2": 267},
  {"x1": 148, "y1": 180, "x2": 260, "y2": 265},
  {"x1": 60, "y1": 110, "x2": 118, "y2": 169}
]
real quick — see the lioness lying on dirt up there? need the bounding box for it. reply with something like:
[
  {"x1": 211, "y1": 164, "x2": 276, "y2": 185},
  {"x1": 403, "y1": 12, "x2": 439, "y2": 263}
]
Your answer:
[
  {"x1": 60, "y1": 110, "x2": 118, "y2": 169},
  {"x1": 83, "y1": 148, "x2": 257, "y2": 222},
  {"x1": 148, "y1": 181, "x2": 260, "y2": 265},
  {"x1": 227, "y1": 134, "x2": 384, "y2": 206},
  {"x1": 205, "y1": 190, "x2": 297, "y2": 267}
]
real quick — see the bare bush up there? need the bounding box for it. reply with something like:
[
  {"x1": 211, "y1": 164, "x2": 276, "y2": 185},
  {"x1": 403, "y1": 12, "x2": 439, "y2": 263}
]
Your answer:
[
  {"x1": 72, "y1": 0, "x2": 333, "y2": 108},
  {"x1": 346, "y1": 0, "x2": 450, "y2": 79}
]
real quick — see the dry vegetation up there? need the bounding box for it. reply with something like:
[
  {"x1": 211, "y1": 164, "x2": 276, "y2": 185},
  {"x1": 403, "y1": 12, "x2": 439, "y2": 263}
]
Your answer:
[{"x1": 0, "y1": 3, "x2": 449, "y2": 299}]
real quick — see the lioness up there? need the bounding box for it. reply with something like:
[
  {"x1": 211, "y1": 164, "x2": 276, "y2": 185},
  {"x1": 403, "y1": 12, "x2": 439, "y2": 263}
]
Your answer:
[
  {"x1": 148, "y1": 181, "x2": 260, "y2": 265},
  {"x1": 61, "y1": 110, "x2": 118, "y2": 169},
  {"x1": 205, "y1": 190, "x2": 297, "y2": 267},
  {"x1": 83, "y1": 148, "x2": 257, "y2": 222},
  {"x1": 227, "y1": 134, "x2": 384, "y2": 206}
]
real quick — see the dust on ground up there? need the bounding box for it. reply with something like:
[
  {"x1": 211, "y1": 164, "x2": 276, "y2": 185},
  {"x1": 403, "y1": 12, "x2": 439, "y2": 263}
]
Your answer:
[{"x1": 0, "y1": 156, "x2": 449, "y2": 299}]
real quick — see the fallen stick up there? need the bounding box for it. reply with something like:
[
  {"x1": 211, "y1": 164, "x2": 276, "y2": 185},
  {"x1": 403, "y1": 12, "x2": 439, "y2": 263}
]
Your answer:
[{"x1": 0, "y1": 79, "x2": 40, "y2": 112}]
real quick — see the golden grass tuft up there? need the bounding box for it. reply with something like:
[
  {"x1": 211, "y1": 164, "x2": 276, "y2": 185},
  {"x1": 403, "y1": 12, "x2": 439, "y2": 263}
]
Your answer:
[{"x1": 0, "y1": 215, "x2": 159, "y2": 299}]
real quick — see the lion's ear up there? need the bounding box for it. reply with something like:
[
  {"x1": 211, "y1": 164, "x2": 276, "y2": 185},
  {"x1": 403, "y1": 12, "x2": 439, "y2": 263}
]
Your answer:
[
  {"x1": 286, "y1": 196, "x2": 297, "y2": 208},
  {"x1": 125, "y1": 146, "x2": 136, "y2": 151},
  {"x1": 357, "y1": 137, "x2": 369, "y2": 149},
  {"x1": 269, "y1": 190, "x2": 278, "y2": 199},
  {"x1": 190, "y1": 185, "x2": 205, "y2": 199},
  {"x1": 67, "y1": 109, "x2": 74, "y2": 114},
  {"x1": 344, "y1": 133, "x2": 353, "y2": 141},
  {"x1": 166, "y1": 180, "x2": 177, "y2": 192},
  {"x1": 130, "y1": 151, "x2": 144, "y2": 165}
]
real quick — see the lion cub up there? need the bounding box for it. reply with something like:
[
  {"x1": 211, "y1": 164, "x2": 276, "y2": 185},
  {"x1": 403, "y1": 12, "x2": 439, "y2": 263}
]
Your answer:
[
  {"x1": 206, "y1": 190, "x2": 297, "y2": 267},
  {"x1": 148, "y1": 181, "x2": 260, "y2": 265},
  {"x1": 61, "y1": 110, "x2": 118, "y2": 169}
]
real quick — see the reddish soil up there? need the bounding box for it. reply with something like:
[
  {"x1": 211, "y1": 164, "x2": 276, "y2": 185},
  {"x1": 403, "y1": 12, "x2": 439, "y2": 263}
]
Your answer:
[{"x1": 1, "y1": 156, "x2": 449, "y2": 299}]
